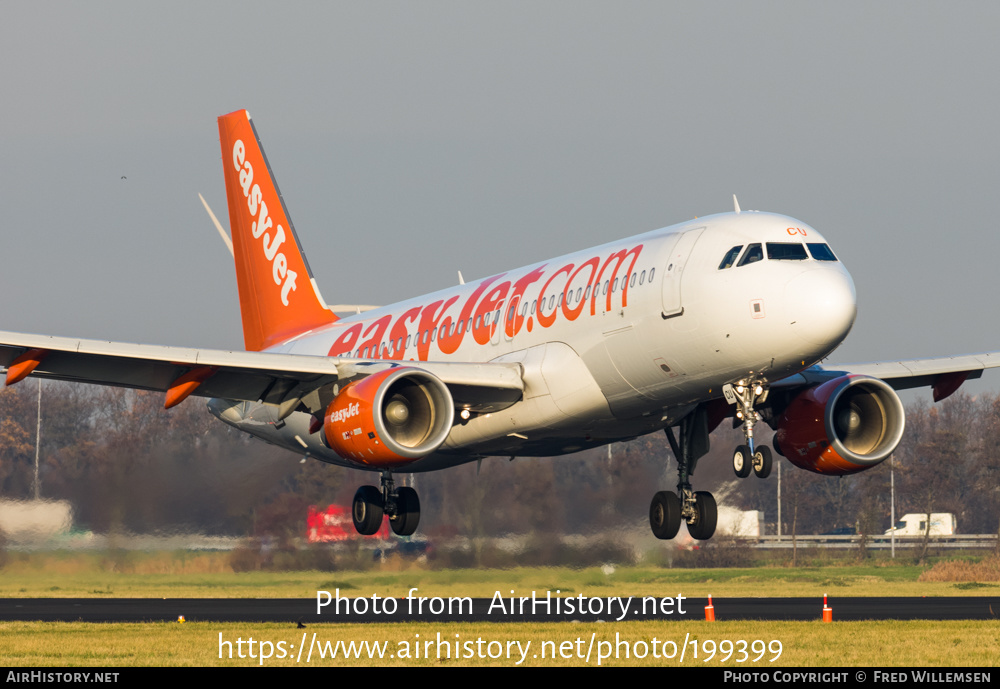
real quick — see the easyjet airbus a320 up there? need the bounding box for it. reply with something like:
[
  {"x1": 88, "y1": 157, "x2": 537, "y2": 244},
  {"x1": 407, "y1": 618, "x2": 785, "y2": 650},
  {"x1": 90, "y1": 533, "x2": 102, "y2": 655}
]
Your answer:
[{"x1": 3, "y1": 110, "x2": 998, "y2": 540}]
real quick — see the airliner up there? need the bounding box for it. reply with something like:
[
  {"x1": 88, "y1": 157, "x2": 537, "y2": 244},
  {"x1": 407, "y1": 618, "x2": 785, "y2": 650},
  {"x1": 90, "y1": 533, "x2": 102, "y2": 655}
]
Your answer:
[{"x1": 2, "y1": 109, "x2": 998, "y2": 541}]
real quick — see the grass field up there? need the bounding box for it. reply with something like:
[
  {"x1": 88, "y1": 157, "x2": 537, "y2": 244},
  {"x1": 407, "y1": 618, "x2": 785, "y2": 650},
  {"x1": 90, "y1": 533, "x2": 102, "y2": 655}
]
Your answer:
[
  {"x1": 0, "y1": 551, "x2": 997, "y2": 667},
  {"x1": 1, "y1": 550, "x2": 998, "y2": 599}
]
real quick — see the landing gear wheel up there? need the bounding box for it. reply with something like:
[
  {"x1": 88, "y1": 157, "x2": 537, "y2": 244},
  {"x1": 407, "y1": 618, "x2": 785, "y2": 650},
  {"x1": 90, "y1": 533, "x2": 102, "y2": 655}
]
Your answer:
[
  {"x1": 352, "y1": 485, "x2": 384, "y2": 535},
  {"x1": 753, "y1": 445, "x2": 773, "y2": 479},
  {"x1": 687, "y1": 491, "x2": 717, "y2": 540},
  {"x1": 733, "y1": 445, "x2": 752, "y2": 478},
  {"x1": 649, "y1": 491, "x2": 682, "y2": 540},
  {"x1": 390, "y1": 486, "x2": 421, "y2": 536}
]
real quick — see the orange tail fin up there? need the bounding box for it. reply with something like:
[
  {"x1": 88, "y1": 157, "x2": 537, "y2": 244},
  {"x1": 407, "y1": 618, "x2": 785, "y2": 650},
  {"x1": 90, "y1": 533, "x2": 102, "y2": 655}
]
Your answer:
[{"x1": 218, "y1": 110, "x2": 338, "y2": 351}]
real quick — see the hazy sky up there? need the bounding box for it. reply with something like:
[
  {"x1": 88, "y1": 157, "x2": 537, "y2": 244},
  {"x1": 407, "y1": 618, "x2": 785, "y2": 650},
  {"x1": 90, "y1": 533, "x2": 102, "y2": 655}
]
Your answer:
[{"x1": 3, "y1": 2, "x2": 1000, "y2": 398}]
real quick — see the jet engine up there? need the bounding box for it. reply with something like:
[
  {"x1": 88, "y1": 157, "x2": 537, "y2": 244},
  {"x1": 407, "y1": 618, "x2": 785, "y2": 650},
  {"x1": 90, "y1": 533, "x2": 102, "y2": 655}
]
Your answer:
[
  {"x1": 323, "y1": 367, "x2": 455, "y2": 466},
  {"x1": 774, "y1": 375, "x2": 905, "y2": 475}
]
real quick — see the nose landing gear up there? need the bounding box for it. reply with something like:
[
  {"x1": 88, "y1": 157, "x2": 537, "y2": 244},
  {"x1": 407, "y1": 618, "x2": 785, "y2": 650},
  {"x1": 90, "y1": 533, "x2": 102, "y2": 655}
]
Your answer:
[
  {"x1": 352, "y1": 471, "x2": 421, "y2": 537},
  {"x1": 729, "y1": 380, "x2": 773, "y2": 479}
]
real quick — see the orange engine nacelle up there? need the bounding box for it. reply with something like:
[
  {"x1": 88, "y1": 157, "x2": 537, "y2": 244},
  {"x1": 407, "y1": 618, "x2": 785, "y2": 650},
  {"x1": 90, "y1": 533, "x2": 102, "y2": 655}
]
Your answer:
[
  {"x1": 323, "y1": 367, "x2": 455, "y2": 467},
  {"x1": 775, "y1": 375, "x2": 905, "y2": 475}
]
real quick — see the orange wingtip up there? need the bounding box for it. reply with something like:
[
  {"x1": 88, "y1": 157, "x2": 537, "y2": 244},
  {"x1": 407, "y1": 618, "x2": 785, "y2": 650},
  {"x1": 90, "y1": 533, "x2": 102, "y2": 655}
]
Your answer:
[{"x1": 6, "y1": 348, "x2": 48, "y2": 386}]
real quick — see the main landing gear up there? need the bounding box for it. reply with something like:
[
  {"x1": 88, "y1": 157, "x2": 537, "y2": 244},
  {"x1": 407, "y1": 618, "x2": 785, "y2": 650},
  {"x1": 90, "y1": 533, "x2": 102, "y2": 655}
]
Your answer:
[
  {"x1": 649, "y1": 408, "x2": 718, "y2": 541},
  {"x1": 352, "y1": 471, "x2": 420, "y2": 537},
  {"x1": 730, "y1": 379, "x2": 772, "y2": 480}
]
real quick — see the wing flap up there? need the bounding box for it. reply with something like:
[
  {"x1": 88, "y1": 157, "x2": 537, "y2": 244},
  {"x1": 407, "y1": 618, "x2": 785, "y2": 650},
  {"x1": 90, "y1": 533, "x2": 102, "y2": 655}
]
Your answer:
[
  {"x1": 770, "y1": 352, "x2": 1000, "y2": 403},
  {"x1": 0, "y1": 331, "x2": 524, "y2": 410},
  {"x1": 822, "y1": 352, "x2": 1000, "y2": 390}
]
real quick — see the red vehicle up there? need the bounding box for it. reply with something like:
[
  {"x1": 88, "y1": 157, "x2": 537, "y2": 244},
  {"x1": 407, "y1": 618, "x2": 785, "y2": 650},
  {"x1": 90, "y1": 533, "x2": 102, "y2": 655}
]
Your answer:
[{"x1": 307, "y1": 505, "x2": 389, "y2": 543}]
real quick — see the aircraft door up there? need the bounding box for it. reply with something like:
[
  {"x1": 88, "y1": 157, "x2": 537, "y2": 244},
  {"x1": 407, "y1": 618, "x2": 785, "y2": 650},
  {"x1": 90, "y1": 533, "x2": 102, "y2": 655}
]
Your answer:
[
  {"x1": 502, "y1": 297, "x2": 519, "y2": 343},
  {"x1": 661, "y1": 227, "x2": 705, "y2": 318},
  {"x1": 490, "y1": 299, "x2": 507, "y2": 345}
]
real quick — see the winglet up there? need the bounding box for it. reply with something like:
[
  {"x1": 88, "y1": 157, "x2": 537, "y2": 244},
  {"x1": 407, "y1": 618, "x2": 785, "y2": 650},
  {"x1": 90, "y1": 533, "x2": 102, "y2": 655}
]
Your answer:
[
  {"x1": 733, "y1": 195, "x2": 741, "y2": 214},
  {"x1": 217, "y1": 110, "x2": 338, "y2": 351}
]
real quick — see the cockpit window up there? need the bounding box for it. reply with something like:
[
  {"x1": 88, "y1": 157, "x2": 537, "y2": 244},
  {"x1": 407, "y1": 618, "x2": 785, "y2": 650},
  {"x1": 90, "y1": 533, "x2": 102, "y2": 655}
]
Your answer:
[
  {"x1": 766, "y1": 243, "x2": 808, "y2": 260},
  {"x1": 807, "y1": 243, "x2": 838, "y2": 261},
  {"x1": 736, "y1": 243, "x2": 763, "y2": 266},
  {"x1": 718, "y1": 245, "x2": 743, "y2": 270}
]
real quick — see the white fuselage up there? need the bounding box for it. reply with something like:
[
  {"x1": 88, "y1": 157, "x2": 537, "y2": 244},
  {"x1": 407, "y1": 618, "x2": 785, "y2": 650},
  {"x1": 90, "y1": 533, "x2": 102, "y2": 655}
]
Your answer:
[{"x1": 211, "y1": 210, "x2": 857, "y2": 471}]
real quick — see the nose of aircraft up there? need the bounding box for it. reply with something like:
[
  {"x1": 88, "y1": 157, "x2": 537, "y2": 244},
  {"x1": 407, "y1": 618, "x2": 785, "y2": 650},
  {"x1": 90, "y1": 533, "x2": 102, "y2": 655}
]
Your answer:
[{"x1": 784, "y1": 267, "x2": 857, "y2": 350}]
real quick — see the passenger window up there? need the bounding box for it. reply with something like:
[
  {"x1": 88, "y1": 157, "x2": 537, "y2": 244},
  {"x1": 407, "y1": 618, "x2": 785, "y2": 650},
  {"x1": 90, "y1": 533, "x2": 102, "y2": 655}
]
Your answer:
[
  {"x1": 718, "y1": 245, "x2": 743, "y2": 269},
  {"x1": 639, "y1": 270, "x2": 646, "y2": 285},
  {"x1": 807, "y1": 243, "x2": 839, "y2": 261},
  {"x1": 649, "y1": 267, "x2": 655, "y2": 281},
  {"x1": 576, "y1": 287, "x2": 583, "y2": 302},
  {"x1": 737, "y1": 244, "x2": 763, "y2": 266},
  {"x1": 766, "y1": 243, "x2": 808, "y2": 260},
  {"x1": 630, "y1": 273, "x2": 637, "y2": 288}
]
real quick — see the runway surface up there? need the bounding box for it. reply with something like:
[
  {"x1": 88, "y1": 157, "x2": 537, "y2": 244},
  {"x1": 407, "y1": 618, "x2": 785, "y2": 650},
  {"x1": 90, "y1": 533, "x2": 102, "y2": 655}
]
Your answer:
[{"x1": 1, "y1": 597, "x2": 997, "y2": 623}]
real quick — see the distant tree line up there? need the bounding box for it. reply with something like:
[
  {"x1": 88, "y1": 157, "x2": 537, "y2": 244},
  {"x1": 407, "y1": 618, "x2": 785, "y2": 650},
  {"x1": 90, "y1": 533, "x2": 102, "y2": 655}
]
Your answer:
[{"x1": 0, "y1": 382, "x2": 996, "y2": 540}]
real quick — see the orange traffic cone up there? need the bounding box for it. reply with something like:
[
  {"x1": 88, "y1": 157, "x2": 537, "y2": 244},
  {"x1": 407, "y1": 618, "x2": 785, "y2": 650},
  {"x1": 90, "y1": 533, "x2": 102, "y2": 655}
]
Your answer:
[
  {"x1": 705, "y1": 594, "x2": 716, "y2": 621},
  {"x1": 822, "y1": 593, "x2": 832, "y2": 622}
]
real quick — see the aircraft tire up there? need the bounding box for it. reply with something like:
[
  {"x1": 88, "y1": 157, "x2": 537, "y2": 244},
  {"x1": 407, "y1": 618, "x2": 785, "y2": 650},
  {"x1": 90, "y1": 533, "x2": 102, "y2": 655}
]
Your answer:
[
  {"x1": 649, "y1": 491, "x2": 681, "y2": 540},
  {"x1": 688, "y1": 491, "x2": 718, "y2": 540},
  {"x1": 352, "y1": 485, "x2": 384, "y2": 535},
  {"x1": 733, "y1": 445, "x2": 752, "y2": 478},
  {"x1": 390, "y1": 486, "x2": 420, "y2": 537},
  {"x1": 753, "y1": 445, "x2": 773, "y2": 479}
]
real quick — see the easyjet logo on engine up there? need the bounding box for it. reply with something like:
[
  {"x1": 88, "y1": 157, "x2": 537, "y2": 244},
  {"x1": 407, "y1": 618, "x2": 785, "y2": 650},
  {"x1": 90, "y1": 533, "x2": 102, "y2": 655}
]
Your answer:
[
  {"x1": 329, "y1": 402, "x2": 361, "y2": 424},
  {"x1": 232, "y1": 140, "x2": 299, "y2": 306}
]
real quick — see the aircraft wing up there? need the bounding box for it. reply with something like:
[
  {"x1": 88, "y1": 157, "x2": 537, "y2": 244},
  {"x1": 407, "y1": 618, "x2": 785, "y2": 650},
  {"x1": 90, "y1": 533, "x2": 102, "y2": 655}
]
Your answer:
[
  {"x1": 0, "y1": 331, "x2": 524, "y2": 412},
  {"x1": 771, "y1": 352, "x2": 1000, "y2": 401}
]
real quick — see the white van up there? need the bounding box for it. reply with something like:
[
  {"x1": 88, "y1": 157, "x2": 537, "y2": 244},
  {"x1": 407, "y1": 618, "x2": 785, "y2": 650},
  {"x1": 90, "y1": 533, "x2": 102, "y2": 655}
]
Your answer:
[{"x1": 884, "y1": 513, "x2": 956, "y2": 536}]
